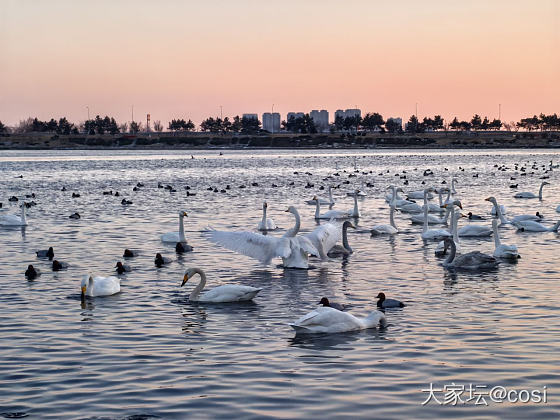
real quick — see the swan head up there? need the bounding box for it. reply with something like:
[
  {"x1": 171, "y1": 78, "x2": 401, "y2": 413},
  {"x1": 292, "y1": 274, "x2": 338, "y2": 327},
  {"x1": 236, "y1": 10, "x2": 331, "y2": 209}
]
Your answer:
[
  {"x1": 81, "y1": 274, "x2": 93, "y2": 295},
  {"x1": 263, "y1": 201, "x2": 268, "y2": 209},
  {"x1": 285, "y1": 206, "x2": 298, "y2": 215},
  {"x1": 179, "y1": 211, "x2": 188, "y2": 218},
  {"x1": 442, "y1": 200, "x2": 462, "y2": 209},
  {"x1": 181, "y1": 268, "x2": 198, "y2": 287},
  {"x1": 342, "y1": 221, "x2": 356, "y2": 229},
  {"x1": 542, "y1": 181, "x2": 550, "y2": 186},
  {"x1": 485, "y1": 196, "x2": 497, "y2": 203}
]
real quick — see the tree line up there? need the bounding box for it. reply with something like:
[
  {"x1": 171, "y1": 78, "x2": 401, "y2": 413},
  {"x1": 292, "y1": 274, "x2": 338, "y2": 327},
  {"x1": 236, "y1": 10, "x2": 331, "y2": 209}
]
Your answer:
[{"x1": 1, "y1": 112, "x2": 559, "y2": 135}]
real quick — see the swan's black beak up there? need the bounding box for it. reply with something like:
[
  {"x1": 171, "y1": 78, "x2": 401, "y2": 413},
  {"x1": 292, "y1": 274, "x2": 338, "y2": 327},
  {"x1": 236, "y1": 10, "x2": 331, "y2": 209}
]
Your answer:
[
  {"x1": 484, "y1": 197, "x2": 491, "y2": 202},
  {"x1": 181, "y1": 274, "x2": 189, "y2": 287},
  {"x1": 284, "y1": 208, "x2": 289, "y2": 212}
]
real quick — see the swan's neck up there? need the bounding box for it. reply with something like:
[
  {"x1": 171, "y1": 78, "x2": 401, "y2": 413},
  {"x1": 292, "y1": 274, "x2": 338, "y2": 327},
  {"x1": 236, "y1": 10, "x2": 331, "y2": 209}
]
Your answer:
[
  {"x1": 261, "y1": 206, "x2": 267, "y2": 225},
  {"x1": 539, "y1": 183, "x2": 545, "y2": 200},
  {"x1": 389, "y1": 206, "x2": 397, "y2": 230},
  {"x1": 443, "y1": 206, "x2": 451, "y2": 223},
  {"x1": 452, "y1": 179, "x2": 457, "y2": 193},
  {"x1": 493, "y1": 222, "x2": 501, "y2": 246},
  {"x1": 352, "y1": 194, "x2": 359, "y2": 216},
  {"x1": 314, "y1": 200, "x2": 321, "y2": 219},
  {"x1": 422, "y1": 192, "x2": 429, "y2": 232},
  {"x1": 452, "y1": 208, "x2": 459, "y2": 244},
  {"x1": 20, "y1": 206, "x2": 26, "y2": 223},
  {"x1": 285, "y1": 210, "x2": 301, "y2": 237},
  {"x1": 179, "y1": 214, "x2": 186, "y2": 242},
  {"x1": 438, "y1": 190, "x2": 443, "y2": 207},
  {"x1": 189, "y1": 268, "x2": 207, "y2": 301},
  {"x1": 443, "y1": 239, "x2": 457, "y2": 265},
  {"x1": 328, "y1": 186, "x2": 333, "y2": 203},
  {"x1": 88, "y1": 276, "x2": 94, "y2": 292},
  {"x1": 493, "y1": 200, "x2": 508, "y2": 224},
  {"x1": 445, "y1": 189, "x2": 451, "y2": 202},
  {"x1": 342, "y1": 224, "x2": 352, "y2": 251}
]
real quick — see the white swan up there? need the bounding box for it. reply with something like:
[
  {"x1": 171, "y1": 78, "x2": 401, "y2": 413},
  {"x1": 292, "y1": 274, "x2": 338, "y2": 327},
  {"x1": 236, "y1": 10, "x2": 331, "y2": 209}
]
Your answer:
[
  {"x1": 326, "y1": 221, "x2": 355, "y2": 257},
  {"x1": 514, "y1": 181, "x2": 549, "y2": 199},
  {"x1": 442, "y1": 238, "x2": 499, "y2": 270},
  {"x1": 485, "y1": 197, "x2": 542, "y2": 225},
  {"x1": 81, "y1": 274, "x2": 121, "y2": 298},
  {"x1": 398, "y1": 201, "x2": 423, "y2": 213},
  {"x1": 513, "y1": 219, "x2": 560, "y2": 232},
  {"x1": 303, "y1": 221, "x2": 343, "y2": 260},
  {"x1": 208, "y1": 206, "x2": 318, "y2": 269},
  {"x1": 313, "y1": 196, "x2": 348, "y2": 220},
  {"x1": 181, "y1": 267, "x2": 261, "y2": 302},
  {"x1": 347, "y1": 191, "x2": 361, "y2": 218},
  {"x1": 289, "y1": 306, "x2": 386, "y2": 334},
  {"x1": 421, "y1": 189, "x2": 453, "y2": 240},
  {"x1": 451, "y1": 177, "x2": 458, "y2": 194},
  {"x1": 161, "y1": 211, "x2": 191, "y2": 248},
  {"x1": 435, "y1": 201, "x2": 461, "y2": 256},
  {"x1": 407, "y1": 189, "x2": 433, "y2": 200},
  {"x1": 0, "y1": 204, "x2": 27, "y2": 226},
  {"x1": 458, "y1": 222, "x2": 492, "y2": 237},
  {"x1": 371, "y1": 186, "x2": 400, "y2": 235},
  {"x1": 257, "y1": 201, "x2": 277, "y2": 231},
  {"x1": 306, "y1": 186, "x2": 335, "y2": 206},
  {"x1": 492, "y1": 219, "x2": 519, "y2": 259}
]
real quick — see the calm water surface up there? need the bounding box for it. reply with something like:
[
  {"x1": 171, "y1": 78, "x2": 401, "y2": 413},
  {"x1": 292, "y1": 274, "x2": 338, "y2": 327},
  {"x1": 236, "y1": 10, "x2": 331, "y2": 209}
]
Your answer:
[{"x1": 1, "y1": 149, "x2": 559, "y2": 419}]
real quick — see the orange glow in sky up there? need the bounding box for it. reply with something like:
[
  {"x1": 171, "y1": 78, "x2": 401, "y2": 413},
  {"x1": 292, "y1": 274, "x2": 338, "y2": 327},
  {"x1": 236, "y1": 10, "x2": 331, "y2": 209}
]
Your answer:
[{"x1": 1, "y1": 0, "x2": 559, "y2": 127}]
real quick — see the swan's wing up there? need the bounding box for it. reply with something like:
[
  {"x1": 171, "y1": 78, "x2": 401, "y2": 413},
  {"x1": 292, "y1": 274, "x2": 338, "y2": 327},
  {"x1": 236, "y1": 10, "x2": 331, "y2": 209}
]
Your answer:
[
  {"x1": 200, "y1": 285, "x2": 261, "y2": 302},
  {"x1": 304, "y1": 222, "x2": 341, "y2": 259},
  {"x1": 207, "y1": 230, "x2": 289, "y2": 264},
  {"x1": 456, "y1": 252, "x2": 497, "y2": 266},
  {"x1": 293, "y1": 236, "x2": 320, "y2": 257}
]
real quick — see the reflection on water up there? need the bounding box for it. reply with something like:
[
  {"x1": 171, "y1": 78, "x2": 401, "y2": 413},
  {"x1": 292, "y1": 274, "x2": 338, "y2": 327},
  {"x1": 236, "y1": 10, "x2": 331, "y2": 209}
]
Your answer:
[{"x1": 1, "y1": 148, "x2": 560, "y2": 418}]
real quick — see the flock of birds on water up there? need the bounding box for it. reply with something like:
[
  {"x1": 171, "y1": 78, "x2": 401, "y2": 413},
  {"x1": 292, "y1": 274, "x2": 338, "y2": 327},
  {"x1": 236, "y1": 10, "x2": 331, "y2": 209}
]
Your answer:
[{"x1": 2, "y1": 157, "x2": 560, "y2": 334}]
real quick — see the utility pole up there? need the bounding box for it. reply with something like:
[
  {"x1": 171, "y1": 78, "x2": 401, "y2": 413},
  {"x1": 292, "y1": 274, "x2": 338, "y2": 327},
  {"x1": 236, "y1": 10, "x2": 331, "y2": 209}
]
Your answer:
[
  {"x1": 271, "y1": 104, "x2": 274, "y2": 134},
  {"x1": 220, "y1": 105, "x2": 223, "y2": 120},
  {"x1": 131, "y1": 105, "x2": 134, "y2": 123},
  {"x1": 86, "y1": 106, "x2": 90, "y2": 121},
  {"x1": 499, "y1": 103, "x2": 501, "y2": 120}
]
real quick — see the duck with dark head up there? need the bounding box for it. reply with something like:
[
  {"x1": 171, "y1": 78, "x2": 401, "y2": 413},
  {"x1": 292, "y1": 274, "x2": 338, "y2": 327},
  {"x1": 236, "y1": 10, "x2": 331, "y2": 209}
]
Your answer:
[{"x1": 376, "y1": 292, "x2": 405, "y2": 308}]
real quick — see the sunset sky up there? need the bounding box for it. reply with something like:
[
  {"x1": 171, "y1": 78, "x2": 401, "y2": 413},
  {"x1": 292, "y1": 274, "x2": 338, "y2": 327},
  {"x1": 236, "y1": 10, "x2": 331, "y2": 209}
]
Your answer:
[{"x1": 1, "y1": 0, "x2": 559, "y2": 127}]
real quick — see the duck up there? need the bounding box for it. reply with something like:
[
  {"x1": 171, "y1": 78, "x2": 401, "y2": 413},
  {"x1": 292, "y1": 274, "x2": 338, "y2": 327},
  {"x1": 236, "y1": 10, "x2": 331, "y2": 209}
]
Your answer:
[
  {"x1": 123, "y1": 249, "x2": 138, "y2": 258},
  {"x1": 318, "y1": 297, "x2": 345, "y2": 311},
  {"x1": 69, "y1": 212, "x2": 81, "y2": 219},
  {"x1": 181, "y1": 267, "x2": 261, "y2": 302},
  {"x1": 376, "y1": 292, "x2": 405, "y2": 308},
  {"x1": 514, "y1": 181, "x2": 549, "y2": 200},
  {"x1": 289, "y1": 306, "x2": 387, "y2": 334},
  {"x1": 161, "y1": 211, "x2": 193, "y2": 250},
  {"x1": 25, "y1": 264, "x2": 41, "y2": 280},
  {"x1": 467, "y1": 212, "x2": 483, "y2": 220},
  {"x1": 115, "y1": 261, "x2": 131, "y2": 274},
  {"x1": 36, "y1": 247, "x2": 54, "y2": 260},
  {"x1": 81, "y1": 274, "x2": 121, "y2": 298},
  {"x1": 0, "y1": 204, "x2": 27, "y2": 226},
  {"x1": 492, "y1": 219, "x2": 519, "y2": 259},
  {"x1": 257, "y1": 201, "x2": 277, "y2": 231},
  {"x1": 121, "y1": 198, "x2": 133, "y2": 205},
  {"x1": 155, "y1": 253, "x2": 172, "y2": 267},
  {"x1": 441, "y1": 237, "x2": 499, "y2": 270},
  {"x1": 52, "y1": 260, "x2": 69, "y2": 271}
]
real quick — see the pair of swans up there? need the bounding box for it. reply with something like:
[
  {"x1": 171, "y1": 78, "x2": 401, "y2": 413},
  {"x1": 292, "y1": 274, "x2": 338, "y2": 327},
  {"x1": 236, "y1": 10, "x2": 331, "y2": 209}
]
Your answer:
[
  {"x1": 371, "y1": 186, "x2": 400, "y2": 235},
  {"x1": 181, "y1": 267, "x2": 261, "y2": 302},
  {"x1": 421, "y1": 188, "x2": 453, "y2": 240},
  {"x1": 486, "y1": 197, "x2": 544, "y2": 225},
  {"x1": 306, "y1": 186, "x2": 335, "y2": 206},
  {"x1": 514, "y1": 181, "x2": 549, "y2": 200},
  {"x1": 290, "y1": 306, "x2": 386, "y2": 334},
  {"x1": 0, "y1": 204, "x2": 27, "y2": 226},
  {"x1": 258, "y1": 201, "x2": 277, "y2": 231},
  {"x1": 314, "y1": 192, "x2": 360, "y2": 219},
  {"x1": 161, "y1": 211, "x2": 193, "y2": 251}
]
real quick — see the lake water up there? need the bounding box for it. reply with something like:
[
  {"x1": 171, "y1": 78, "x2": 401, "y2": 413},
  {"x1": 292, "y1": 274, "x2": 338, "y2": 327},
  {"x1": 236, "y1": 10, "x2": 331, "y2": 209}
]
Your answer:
[{"x1": 1, "y1": 148, "x2": 559, "y2": 419}]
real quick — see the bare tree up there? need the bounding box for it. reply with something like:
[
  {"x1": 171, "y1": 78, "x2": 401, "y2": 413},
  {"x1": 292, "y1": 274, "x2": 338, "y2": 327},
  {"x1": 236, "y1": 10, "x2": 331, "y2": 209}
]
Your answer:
[{"x1": 153, "y1": 120, "x2": 163, "y2": 132}]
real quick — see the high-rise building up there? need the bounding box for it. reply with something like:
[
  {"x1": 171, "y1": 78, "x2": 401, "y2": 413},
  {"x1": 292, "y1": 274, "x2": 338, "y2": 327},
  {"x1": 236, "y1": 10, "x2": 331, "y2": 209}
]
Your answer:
[
  {"x1": 287, "y1": 112, "x2": 305, "y2": 121},
  {"x1": 262, "y1": 112, "x2": 281, "y2": 133},
  {"x1": 242, "y1": 113, "x2": 259, "y2": 120},
  {"x1": 310, "y1": 110, "x2": 329, "y2": 132},
  {"x1": 335, "y1": 109, "x2": 362, "y2": 120}
]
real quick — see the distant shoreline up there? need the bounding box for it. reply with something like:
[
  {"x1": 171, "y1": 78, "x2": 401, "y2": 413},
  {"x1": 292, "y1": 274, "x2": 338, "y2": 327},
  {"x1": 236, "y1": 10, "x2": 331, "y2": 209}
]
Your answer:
[{"x1": 2, "y1": 131, "x2": 560, "y2": 150}]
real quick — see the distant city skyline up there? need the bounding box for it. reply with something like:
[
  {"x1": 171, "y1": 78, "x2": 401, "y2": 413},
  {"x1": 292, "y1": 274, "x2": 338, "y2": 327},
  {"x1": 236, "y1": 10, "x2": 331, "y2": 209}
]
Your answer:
[{"x1": 1, "y1": 0, "x2": 558, "y2": 127}]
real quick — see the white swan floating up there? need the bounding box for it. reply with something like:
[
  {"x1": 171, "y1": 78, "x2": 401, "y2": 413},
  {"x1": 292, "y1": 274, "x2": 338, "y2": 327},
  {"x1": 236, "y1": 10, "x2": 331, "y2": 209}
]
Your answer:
[
  {"x1": 486, "y1": 197, "x2": 543, "y2": 225},
  {"x1": 181, "y1": 267, "x2": 261, "y2": 302},
  {"x1": 313, "y1": 196, "x2": 348, "y2": 220},
  {"x1": 289, "y1": 306, "x2": 386, "y2": 334},
  {"x1": 514, "y1": 181, "x2": 549, "y2": 200},
  {"x1": 513, "y1": 219, "x2": 560, "y2": 232},
  {"x1": 421, "y1": 189, "x2": 452, "y2": 240},
  {"x1": 81, "y1": 274, "x2": 121, "y2": 297},
  {"x1": 442, "y1": 238, "x2": 499, "y2": 270},
  {"x1": 492, "y1": 219, "x2": 519, "y2": 259},
  {"x1": 371, "y1": 186, "x2": 400, "y2": 235},
  {"x1": 257, "y1": 201, "x2": 277, "y2": 231},
  {"x1": 306, "y1": 186, "x2": 335, "y2": 206},
  {"x1": 208, "y1": 206, "x2": 319, "y2": 269},
  {"x1": 435, "y1": 201, "x2": 461, "y2": 256},
  {"x1": 0, "y1": 204, "x2": 27, "y2": 226},
  {"x1": 161, "y1": 211, "x2": 192, "y2": 251}
]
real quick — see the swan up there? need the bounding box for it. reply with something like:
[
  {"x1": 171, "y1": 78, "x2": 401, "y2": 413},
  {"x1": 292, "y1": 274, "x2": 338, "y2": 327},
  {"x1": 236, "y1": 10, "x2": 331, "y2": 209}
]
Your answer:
[
  {"x1": 161, "y1": 211, "x2": 192, "y2": 251},
  {"x1": 485, "y1": 197, "x2": 542, "y2": 225},
  {"x1": 36, "y1": 247, "x2": 54, "y2": 260},
  {"x1": 208, "y1": 206, "x2": 319, "y2": 269},
  {"x1": 326, "y1": 221, "x2": 355, "y2": 257},
  {"x1": 306, "y1": 186, "x2": 335, "y2": 206},
  {"x1": 303, "y1": 221, "x2": 343, "y2": 260},
  {"x1": 407, "y1": 190, "x2": 433, "y2": 200},
  {"x1": 492, "y1": 219, "x2": 519, "y2": 259},
  {"x1": 451, "y1": 177, "x2": 458, "y2": 194},
  {"x1": 289, "y1": 306, "x2": 386, "y2": 334},
  {"x1": 514, "y1": 181, "x2": 549, "y2": 199},
  {"x1": 0, "y1": 204, "x2": 27, "y2": 226},
  {"x1": 25, "y1": 265, "x2": 41, "y2": 280},
  {"x1": 421, "y1": 189, "x2": 453, "y2": 240},
  {"x1": 371, "y1": 189, "x2": 400, "y2": 235},
  {"x1": 441, "y1": 238, "x2": 499, "y2": 270},
  {"x1": 435, "y1": 201, "x2": 462, "y2": 256},
  {"x1": 512, "y1": 219, "x2": 560, "y2": 232},
  {"x1": 376, "y1": 292, "x2": 405, "y2": 308},
  {"x1": 313, "y1": 197, "x2": 348, "y2": 220},
  {"x1": 181, "y1": 267, "x2": 261, "y2": 302},
  {"x1": 490, "y1": 202, "x2": 507, "y2": 216},
  {"x1": 458, "y1": 221, "x2": 492, "y2": 237},
  {"x1": 347, "y1": 192, "x2": 361, "y2": 218},
  {"x1": 257, "y1": 201, "x2": 277, "y2": 231},
  {"x1": 318, "y1": 297, "x2": 345, "y2": 311},
  {"x1": 347, "y1": 189, "x2": 366, "y2": 197},
  {"x1": 398, "y1": 201, "x2": 423, "y2": 213},
  {"x1": 385, "y1": 188, "x2": 405, "y2": 203},
  {"x1": 81, "y1": 274, "x2": 121, "y2": 298}
]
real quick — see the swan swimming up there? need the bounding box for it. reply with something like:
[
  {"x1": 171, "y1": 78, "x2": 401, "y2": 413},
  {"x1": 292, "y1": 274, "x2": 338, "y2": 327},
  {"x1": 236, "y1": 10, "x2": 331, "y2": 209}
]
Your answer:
[
  {"x1": 441, "y1": 237, "x2": 499, "y2": 270},
  {"x1": 435, "y1": 201, "x2": 462, "y2": 256},
  {"x1": 306, "y1": 186, "x2": 335, "y2": 206},
  {"x1": 181, "y1": 267, "x2": 261, "y2": 302},
  {"x1": 486, "y1": 196, "x2": 543, "y2": 225},
  {"x1": 514, "y1": 181, "x2": 549, "y2": 200},
  {"x1": 326, "y1": 221, "x2": 355, "y2": 257},
  {"x1": 421, "y1": 189, "x2": 453, "y2": 240},
  {"x1": 0, "y1": 204, "x2": 27, "y2": 226},
  {"x1": 289, "y1": 306, "x2": 386, "y2": 334},
  {"x1": 313, "y1": 196, "x2": 348, "y2": 220},
  {"x1": 492, "y1": 219, "x2": 519, "y2": 259},
  {"x1": 161, "y1": 211, "x2": 193, "y2": 251},
  {"x1": 512, "y1": 219, "x2": 560, "y2": 232},
  {"x1": 371, "y1": 186, "x2": 400, "y2": 235},
  {"x1": 347, "y1": 191, "x2": 361, "y2": 218},
  {"x1": 257, "y1": 201, "x2": 277, "y2": 231},
  {"x1": 81, "y1": 274, "x2": 121, "y2": 298},
  {"x1": 208, "y1": 206, "x2": 319, "y2": 269}
]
